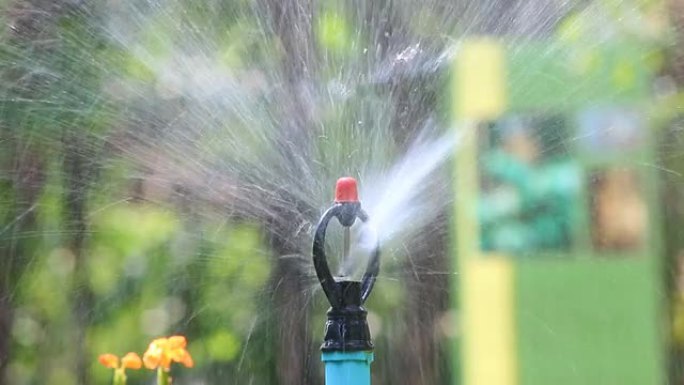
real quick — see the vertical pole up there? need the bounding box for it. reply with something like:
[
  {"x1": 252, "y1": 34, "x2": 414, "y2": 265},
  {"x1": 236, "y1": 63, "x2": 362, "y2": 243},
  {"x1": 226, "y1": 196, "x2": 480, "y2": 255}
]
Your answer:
[
  {"x1": 322, "y1": 351, "x2": 374, "y2": 385},
  {"x1": 452, "y1": 39, "x2": 517, "y2": 385}
]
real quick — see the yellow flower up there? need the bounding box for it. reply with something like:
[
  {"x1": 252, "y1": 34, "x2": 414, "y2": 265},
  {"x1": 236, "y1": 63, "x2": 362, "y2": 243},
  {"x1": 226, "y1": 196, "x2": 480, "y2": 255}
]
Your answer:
[{"x1": 143, "y1": 335, "x2": 194, "y2": 371}]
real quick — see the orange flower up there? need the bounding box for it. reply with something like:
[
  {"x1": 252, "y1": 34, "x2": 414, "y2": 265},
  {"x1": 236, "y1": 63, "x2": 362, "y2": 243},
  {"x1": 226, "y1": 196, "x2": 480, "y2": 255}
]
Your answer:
[
  {"x1": 121, "y1": 352, "x2": 143, "y2": 369},
  {"x1": 143, "y1": 335, "x2": 194, "y2": 371},
  {"x1": 98, "y1": 352, "x2": 142, "y2": 371},
  {"x1": 99, "y1": 353, "x2": 119, "y2": 369}
]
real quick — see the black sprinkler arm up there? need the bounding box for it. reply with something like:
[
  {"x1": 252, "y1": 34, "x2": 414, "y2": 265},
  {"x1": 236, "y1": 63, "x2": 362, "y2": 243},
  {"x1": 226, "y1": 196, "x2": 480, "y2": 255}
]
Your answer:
[
  {"x1": 312, "y1": 177, "x2": 381, "y2": 353},
  {"x1": 312, "y1": 203, "x2": 380, "y2": 307}
]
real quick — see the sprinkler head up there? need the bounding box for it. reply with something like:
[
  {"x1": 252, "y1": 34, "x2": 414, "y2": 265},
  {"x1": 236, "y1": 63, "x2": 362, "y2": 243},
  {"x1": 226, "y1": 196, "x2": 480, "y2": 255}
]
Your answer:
[
  {"x1": 334, "y1": 177, "x2": 361, "y2": 227},
  {"x1": 335, "y1": 177, "x2": 359, "y2": 203},
  {"x1": 312, "y1": 178, "x2": 381, "y2": 352}
]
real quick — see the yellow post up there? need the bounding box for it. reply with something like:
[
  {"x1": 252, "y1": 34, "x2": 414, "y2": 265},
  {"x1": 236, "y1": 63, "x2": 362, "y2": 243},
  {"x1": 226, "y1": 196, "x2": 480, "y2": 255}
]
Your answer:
[
  {"x1": 452, "y1": 38, "x2": 516, "y2": 385},
  {"x1": 456, "y1": 39, "x2": 506, "y2": 120}
]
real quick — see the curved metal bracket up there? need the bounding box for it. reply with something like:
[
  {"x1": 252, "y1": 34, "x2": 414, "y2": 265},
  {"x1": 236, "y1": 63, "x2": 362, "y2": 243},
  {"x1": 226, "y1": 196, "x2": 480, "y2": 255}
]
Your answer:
[{"x1": 312, "y1": 202, "x2": 380, "y2": 308}]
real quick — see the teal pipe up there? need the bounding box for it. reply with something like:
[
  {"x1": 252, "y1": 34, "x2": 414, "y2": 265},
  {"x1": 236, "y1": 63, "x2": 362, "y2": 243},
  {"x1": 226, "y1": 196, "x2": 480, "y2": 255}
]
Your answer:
[{"x1": 322, "y1": 351, "x2": 374, "y2": 385}]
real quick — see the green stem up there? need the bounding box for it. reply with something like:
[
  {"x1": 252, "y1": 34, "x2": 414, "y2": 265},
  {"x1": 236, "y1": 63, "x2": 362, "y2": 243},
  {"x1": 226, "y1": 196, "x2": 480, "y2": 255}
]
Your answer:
[
  {"x1": 157, "y1": 368, "x2": 171, "y2": 385},
  {"x1": 113, "y1": 369, "x2": 126, "y2": 385}
]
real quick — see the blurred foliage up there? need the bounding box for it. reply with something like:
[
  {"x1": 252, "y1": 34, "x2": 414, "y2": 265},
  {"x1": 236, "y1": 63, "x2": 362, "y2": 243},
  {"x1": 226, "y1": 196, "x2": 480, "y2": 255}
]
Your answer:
[
  {"x1": 317, "y1": 11, "x2": 355, "y2": 56},
  {"x1": 12, "y1": 190, "x2": 275, "y2": 384}
]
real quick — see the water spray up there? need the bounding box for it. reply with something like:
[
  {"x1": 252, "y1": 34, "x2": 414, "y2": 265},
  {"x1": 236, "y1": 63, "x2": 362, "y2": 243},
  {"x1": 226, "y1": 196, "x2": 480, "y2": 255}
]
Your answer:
[{"x1": 313, "y1": 177, "x2": 380, "y2": 385}]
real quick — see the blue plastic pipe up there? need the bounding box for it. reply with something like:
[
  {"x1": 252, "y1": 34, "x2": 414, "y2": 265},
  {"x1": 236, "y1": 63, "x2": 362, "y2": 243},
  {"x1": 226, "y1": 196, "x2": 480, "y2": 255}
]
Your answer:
[{"x1": 322, "y1": 351, "x2": 374, "y2": 385}]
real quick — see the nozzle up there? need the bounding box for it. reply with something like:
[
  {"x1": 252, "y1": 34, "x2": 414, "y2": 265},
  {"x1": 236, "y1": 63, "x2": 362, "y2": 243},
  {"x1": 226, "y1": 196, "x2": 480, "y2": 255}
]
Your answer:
[{"x1": 335, "y1": 177, "x2": 359, "y2": 203}]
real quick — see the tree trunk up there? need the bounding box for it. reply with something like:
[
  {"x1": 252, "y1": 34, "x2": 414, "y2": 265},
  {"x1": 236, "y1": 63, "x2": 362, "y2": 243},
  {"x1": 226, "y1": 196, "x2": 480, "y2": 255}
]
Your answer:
[
  {"x1": 668, "y1": 0, "x2": 684, "y2": 84},
  {"x1": 0, "y1": 1, "x2": 65, "y2": 379},
  {"x1": 384, "y1": 55, "x2": 446, "y2": 385},
  {"x1": 63, "y1": 133, "x2": 96, "y2": 385},
  {"x1": 662, "y1": 1, "x2": 684, "y2": 383},
  {"x1": 0, "y1": 296, "x2": 12, "y2": 385},
  {"x1": 0, "y1": 139, "x2": 45, "y2": 384},
  {"x1": 267, "y1": 203, "x2": 317, "y2": 385},
  {"x1": 259, "y1": 0, "x2": 319, "y2": 383},
  {"x1": 396, "y1": 217, "x2": 450, "y2": 385}
]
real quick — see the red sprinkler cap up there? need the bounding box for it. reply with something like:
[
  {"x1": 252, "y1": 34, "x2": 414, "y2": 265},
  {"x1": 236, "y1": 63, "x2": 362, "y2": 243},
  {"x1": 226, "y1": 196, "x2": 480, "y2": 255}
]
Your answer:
[{"x1": 335, "y1": 177, "x2": 359, "y2": 203}]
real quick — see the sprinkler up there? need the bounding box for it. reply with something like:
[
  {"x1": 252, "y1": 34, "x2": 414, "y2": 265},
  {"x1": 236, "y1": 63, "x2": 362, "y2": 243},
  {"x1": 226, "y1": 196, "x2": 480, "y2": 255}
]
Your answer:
[{"x1": 313, "y1": 177, "x2": 380, "y2": 385}]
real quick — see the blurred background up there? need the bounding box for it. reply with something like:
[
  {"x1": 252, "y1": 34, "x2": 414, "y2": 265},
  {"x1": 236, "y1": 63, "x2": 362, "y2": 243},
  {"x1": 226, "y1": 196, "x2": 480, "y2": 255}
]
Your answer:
[{"x1": 0, "y1": 0, "x2": 682, "y2": 384}]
